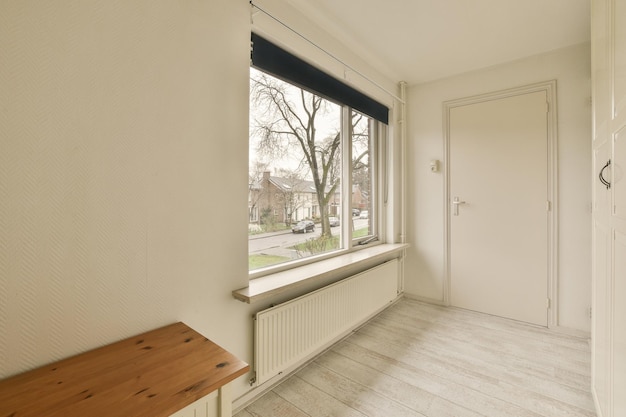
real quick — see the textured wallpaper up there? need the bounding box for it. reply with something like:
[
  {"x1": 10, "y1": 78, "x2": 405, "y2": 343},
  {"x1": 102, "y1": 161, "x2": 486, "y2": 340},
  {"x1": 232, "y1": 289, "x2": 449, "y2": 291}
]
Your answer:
[{"x1": 0, "y1": 0, "x2": 251, "y2": 379}]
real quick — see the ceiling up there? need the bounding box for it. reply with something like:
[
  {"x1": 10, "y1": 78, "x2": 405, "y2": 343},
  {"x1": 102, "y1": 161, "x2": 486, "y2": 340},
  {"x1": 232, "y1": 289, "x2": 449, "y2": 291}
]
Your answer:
[{"x1": 288, "y1": 0, "x2": 590, "y2": 85}]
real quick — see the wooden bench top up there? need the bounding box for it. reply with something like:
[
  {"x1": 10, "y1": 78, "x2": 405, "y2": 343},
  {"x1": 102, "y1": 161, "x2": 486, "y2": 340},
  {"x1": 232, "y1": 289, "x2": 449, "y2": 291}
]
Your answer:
[{"x1": 0, "y1": 322, "x2": 249, "y2": 417}]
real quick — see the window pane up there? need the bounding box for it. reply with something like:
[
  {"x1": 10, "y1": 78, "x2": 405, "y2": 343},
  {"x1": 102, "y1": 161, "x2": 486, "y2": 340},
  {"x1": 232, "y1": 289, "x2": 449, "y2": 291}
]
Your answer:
[
  {"x1": 249, "y1": 68, "x2": 342, "y2": 271},
  {"x1": 351, "y1": 110, "x2": 374, "y2": 240}
]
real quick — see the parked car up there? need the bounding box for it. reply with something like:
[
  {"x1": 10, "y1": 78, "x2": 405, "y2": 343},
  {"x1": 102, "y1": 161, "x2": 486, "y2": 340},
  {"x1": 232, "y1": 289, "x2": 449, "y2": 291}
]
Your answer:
[
  {"x1": 292, "y1": 220, "x2": 315, "y2": 233},
  {"x1": 328, "y1": 216, "x2": 340, "y2": 227},
  {"x1": 352, "y1": 208, "x2": 360, "y2": 217},
  {"x1": 359, "y1": 210, "x2": 369, "y2": 219}
]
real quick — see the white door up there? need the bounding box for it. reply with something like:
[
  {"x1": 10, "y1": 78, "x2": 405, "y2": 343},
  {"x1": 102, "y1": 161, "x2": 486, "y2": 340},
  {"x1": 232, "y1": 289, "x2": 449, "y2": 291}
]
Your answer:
[
  {"x1": 591, "y1": 0, "x2": 626, "y2": 414},
  {"x1": 448, "y1": 90, "x2": 549, "y2": 326}
]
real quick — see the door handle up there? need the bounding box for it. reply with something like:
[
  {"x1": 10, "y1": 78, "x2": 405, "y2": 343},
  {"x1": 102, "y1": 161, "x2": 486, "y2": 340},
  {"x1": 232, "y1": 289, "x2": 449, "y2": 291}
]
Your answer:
[
  {"x1": 599, "y1": 159, "x2": 611, "y2": 189},
  {"x1": 452, "y1": 197, "x2": 466, "y2": 216}
]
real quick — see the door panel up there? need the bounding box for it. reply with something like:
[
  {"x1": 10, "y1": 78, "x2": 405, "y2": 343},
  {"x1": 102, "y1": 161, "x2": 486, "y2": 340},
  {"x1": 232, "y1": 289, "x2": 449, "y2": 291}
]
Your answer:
[
  {"x1": 614, "y1": 230, "x2": 626, "y2": 416},
  {"x1": 592, "y1": 0, "x2": 626, "y2": 415},
  {"x1": 592, "y1": 141, "x2": 612, "y2": 417},
  {"x1": 595, "y1": 145, "x2": 612, "y2": 221},
  {"x1": 449, "y1": 91, "x2": 548, "y2": 326},
  {"x1": 592, "y1": 220, "x2": 610, "y2": 416},
  {"x1": 614, "y1": 127, "x2": 626, "y2": 219},
  {"x1": 613, "y1": 0, "x2": 626, "y2": 119},
  {"x1": 592, "y1": 0, "x2": 609, "y2": 144}
]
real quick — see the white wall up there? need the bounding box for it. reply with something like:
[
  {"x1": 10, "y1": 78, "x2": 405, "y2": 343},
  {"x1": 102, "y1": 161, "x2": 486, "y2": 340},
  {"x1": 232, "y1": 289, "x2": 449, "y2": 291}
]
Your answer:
[
  {"x1": 0, "y1": 0, "x2": 401, "y2": 406},
  {"x1": 405, "y1": 43, "x2": 592, "y2": 333},
  {"x1": 0, "y1": 0, "x2": 253, "y2": 388}
]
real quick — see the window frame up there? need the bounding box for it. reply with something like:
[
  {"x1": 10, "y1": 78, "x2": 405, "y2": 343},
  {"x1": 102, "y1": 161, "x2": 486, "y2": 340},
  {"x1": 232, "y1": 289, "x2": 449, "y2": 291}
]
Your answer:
[{"x1": 248, "y1": 34, "x2": 388, "y2": 279}]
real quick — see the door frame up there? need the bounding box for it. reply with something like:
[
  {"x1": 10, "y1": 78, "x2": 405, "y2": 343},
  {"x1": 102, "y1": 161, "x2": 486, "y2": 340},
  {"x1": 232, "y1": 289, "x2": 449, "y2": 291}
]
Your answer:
[{"x1": 442, "y1": 80, "x2": 559, "y2": 328}]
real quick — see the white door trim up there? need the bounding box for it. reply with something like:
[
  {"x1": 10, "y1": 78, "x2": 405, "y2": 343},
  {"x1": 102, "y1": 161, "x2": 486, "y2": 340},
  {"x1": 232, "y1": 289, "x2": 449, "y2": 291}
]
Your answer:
[{"x1": 442, "y1": 80, "x2": 559, "y2": 328}]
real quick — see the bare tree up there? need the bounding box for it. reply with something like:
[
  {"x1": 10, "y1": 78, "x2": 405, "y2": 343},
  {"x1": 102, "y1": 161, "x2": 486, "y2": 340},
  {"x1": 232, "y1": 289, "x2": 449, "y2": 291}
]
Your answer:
[{"x1": 251, "y1": 70, "x2": 340, "y2": 238}]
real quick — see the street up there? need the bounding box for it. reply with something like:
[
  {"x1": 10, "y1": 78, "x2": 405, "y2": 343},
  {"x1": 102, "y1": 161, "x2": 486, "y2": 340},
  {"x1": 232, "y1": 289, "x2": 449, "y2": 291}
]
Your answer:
[{"x1": 249, "y1": 218, "x2": 369, "y2": 258}]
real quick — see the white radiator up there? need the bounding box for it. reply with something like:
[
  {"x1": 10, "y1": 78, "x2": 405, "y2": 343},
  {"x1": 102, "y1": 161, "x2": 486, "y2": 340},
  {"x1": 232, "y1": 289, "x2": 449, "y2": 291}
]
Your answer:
[{"x1": 253, "y1": 259, "x2": 399, "y2": 385}]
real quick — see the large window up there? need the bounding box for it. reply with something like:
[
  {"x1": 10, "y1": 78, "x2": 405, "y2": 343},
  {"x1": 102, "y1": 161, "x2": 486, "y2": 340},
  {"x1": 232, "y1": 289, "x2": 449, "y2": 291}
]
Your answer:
[{"x1": 248, "y1": 34, "x2": 388, "y2": 273}]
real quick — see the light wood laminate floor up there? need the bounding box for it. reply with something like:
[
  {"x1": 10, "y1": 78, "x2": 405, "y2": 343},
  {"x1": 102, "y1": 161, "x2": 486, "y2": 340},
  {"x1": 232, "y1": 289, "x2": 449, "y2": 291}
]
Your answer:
[{"x1": 236, "y1": 298, "x2": 596, "y2": 417}]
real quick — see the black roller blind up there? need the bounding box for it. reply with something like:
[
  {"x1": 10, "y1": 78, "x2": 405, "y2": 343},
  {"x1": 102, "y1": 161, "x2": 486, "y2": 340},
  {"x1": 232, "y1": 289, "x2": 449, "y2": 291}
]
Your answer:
[{"x1": 251, "y1": 33, "x2": 389, "y2": 125}]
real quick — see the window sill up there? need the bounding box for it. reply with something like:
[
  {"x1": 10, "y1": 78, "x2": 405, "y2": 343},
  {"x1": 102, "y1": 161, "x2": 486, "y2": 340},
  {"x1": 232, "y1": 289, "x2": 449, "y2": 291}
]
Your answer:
[{"x1": 232, "y1": 243, "x2": 409, "y2": 304}]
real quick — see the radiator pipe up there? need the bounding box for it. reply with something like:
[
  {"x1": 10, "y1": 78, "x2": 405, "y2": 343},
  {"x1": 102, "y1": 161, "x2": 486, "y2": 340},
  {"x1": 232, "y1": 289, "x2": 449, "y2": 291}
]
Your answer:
[{"x1": 399, "y1": 81, "x2": 407, "y2": 293}]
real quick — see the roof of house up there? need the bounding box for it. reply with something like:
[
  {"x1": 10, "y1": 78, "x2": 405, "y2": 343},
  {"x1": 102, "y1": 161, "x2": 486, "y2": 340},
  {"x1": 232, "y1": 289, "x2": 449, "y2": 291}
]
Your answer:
[{"x1": 267, "y1": 176, "x2": 340, "y2": 195}]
